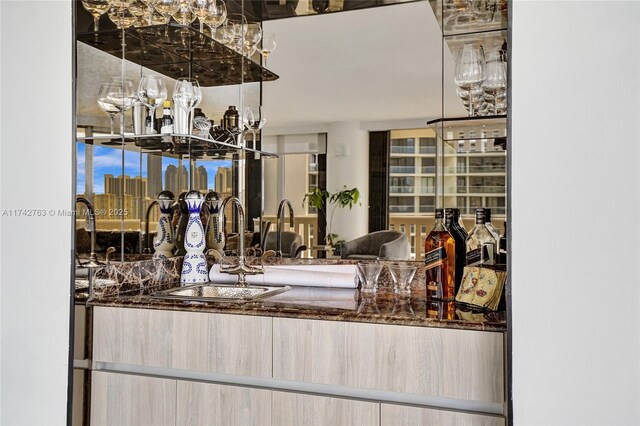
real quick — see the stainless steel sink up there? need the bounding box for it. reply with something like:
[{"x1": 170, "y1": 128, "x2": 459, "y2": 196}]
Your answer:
[{"x1": 151, "y1": 283, "x2": 291, "y2": 303}]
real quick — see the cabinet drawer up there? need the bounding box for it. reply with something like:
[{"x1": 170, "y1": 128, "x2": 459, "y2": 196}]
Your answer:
[
  {"x1": 273, "y1": 318, "x2": 504, "y2": 403},
  {"x1": 381, "y1": 403, "x2": 505, "y2": 426},
  {"x1": 90, "y1": 371, "x2": 176, "y2": 426},
  {"x1": 176, "y1": 381, "x2": 271, "y2": 426},
  {"x1": 93, "y1": 307, "x2": 272, "y2": 377},
  {"x1": 272, "y1": 391, "x2": 379, "y2": 426}
]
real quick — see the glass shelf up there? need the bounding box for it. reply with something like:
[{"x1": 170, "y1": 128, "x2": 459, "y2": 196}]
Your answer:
[
  {"x1": 77, "y1": 133, "x2": 278, "y2": 160},
  {"x1": 429, "y1": 0, "x2": 507, "y2": 37},
  {"x1": 77, "y1": 24, "x2": 279, "y2": 87},
  {"x1": 427, "y1": 115, "x2": 507, "y2": 148}
]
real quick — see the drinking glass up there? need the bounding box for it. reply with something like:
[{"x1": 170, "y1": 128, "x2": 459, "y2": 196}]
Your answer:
[
  {"x1": 355, "y1": 262, "x2": 383, "y2": 294},
  {"x1": 107, "y1": 6, "x2": 138, "y2": 29},
  {"x1": 172, "y1": 77, "x2": 202, "y2": 136},
  {"x1": 105, "y1": 77, "x2": 137, "y2": 114},
  {"x1": 97, "y1": 83, "x2": 120, "y2": 135},
  {"x1": 191, "y1": 0, "x2": 213, "y2": 33},
  {"x1": 243, "y1": 106, "x2": 266, "y2": 149},
  {"x1": 172, "y1": 0, "x2": 197, "y2": 26},
  {"x1": 81, "y1": 0, "x2": 110, "y2": 33},
  {"x1": 202, "y1": 0, "x2": 227, "y2": 38},
  {"x1": 261, "y1": 31, "x2": 276, "y2": 66},
  {"x1": 138, "y1": 75, "x2": 167, "y2": 132},
  {"x1": 454, "y1": 43, "x2": 485, "y2": 116},
  {"x1": 107, "y1": 0, "x2": 135, "y2": 6},
  {"x1": 139, "y1": 0, "x2": 160, "y2": 25},
  {"x1": 388, "y1": 264, "x2": 417, "y2": 296},
  {"x1": 482, "y1": 50, "x2": 507, "y2": 115}
]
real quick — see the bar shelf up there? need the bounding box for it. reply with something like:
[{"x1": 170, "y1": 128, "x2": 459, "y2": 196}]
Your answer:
[
  {"x1": 77, "y1": 23, "x2": 279, "y2": 87},
  {"x1": 77, "y1": 133, "x2": 278, "y2": 160}
]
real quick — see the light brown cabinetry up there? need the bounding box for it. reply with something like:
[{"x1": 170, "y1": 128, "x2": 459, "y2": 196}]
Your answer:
[
  {"x1": 273, "y1": 317, "x2": 504, "y2": 403},
  {"x1": 272, "y1": 392, "x2": 380, "y2": 426},
  {"x1": 90, "y1": 371, "x2": 176, "y2": 426},
  {"x1": 176, "y1": 381, "x2": 272, "y2": 426},
  {"x1": 381, "y1": 403, "x2": 505, "y2": 426}
]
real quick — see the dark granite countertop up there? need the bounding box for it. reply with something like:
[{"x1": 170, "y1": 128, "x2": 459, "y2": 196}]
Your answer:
[
  {"x1": 84, "y1": 256, "x2": 506, "y2": 331},
  {"x1": 89, "y1": 286, "x2": 506, "y2": 332}
]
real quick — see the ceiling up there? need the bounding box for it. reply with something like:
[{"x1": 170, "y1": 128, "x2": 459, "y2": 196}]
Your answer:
[{"x1": 262, "y1": 1, "x2": 465, "y2": 130}]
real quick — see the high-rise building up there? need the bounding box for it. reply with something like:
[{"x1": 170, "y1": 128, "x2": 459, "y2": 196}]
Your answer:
[
  {"x1": 147, "y1": 154, "x2": 163, "y2": 199},
  {"x1": 195, "y1": 165, "x2": 208, "y2": 193},
  {"x1": 215, "y1": 166, "x2": 233, "y2": 195}
]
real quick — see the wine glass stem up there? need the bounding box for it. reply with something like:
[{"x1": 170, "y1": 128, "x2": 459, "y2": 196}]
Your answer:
[
  {"x1": 148, "y1": 108, "x2": 155, "y2": 133},
  {"x1": 199, "y1": 21, "x2": 204, "y2": 34},
  {"x1": 94, "y1": 15, "x2": 100, "y2": 32},
  {"x1": 148, "y1": 6, "x2": 153, "y2": 26},
  {"x1": 109, "y1": 114, "x2": 115, "y2": 135},
  {"x1": 252, "y1": 132, "x2": 256, "y2": 150}
]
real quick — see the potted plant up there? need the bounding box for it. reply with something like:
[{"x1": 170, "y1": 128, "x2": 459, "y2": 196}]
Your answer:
[{"x1": 303, "y1": 186, "x2": 361, "y2": 251}]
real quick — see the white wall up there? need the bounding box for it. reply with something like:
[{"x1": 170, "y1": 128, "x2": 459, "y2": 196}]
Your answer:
[
  {"x1": 326, "y1": 121, "x2": 369, "y2": 242},
  {"x1": 511, "y1": 1, "x2": 640, "y2": 423},
  {"x1": 0, "y1": 1, "x2": 73, "y2": 425}
]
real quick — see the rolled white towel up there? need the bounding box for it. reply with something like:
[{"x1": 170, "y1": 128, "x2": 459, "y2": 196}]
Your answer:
[{"x1": 208, "y1": 264, "x2": 358, "y2": 288}]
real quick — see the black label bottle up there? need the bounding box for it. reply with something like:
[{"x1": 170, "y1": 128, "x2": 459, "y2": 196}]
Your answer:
[
  {"x1": 159, "y1": 100, "x2": 173, "y2": 134},
  {"x1": 424, "y1": 208, "x2": 456, "y2": 301},
  {"x1": 466, "y1": 208, "x2": 497, "y2": 266},
  {"x1": 446, "y1": 208, "x2": 468, "y2": 294},
  {"x1": 222, "y1": 105, "x2": 239, "y2": 132}
]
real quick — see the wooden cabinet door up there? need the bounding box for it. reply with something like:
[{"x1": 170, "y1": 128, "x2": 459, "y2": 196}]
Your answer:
[
  {"x1": 176, "y1": 381, "x2": 271, "y2": 426},
  {"x1": 273, "y1": 317, "x2": 504, "y2": 403},
  {"x1": 381, "y1": 403, "x2": 505, "y2": 426},
  {"x1": 272, "y1": 391, "x2": 379, "y2": 426},
  {"x1": 90, "y1": 371, "x2": 176, "y2": 426}
]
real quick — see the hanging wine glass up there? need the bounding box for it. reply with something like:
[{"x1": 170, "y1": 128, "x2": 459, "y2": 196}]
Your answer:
[
  {"x1": 155, "y1": 0, "x2": 180, "y2": 42},
  {"x1": 140, "y1": 0, "x2": 160, "y2": 25},
  {"x1": 107, "y1": 6, "x2": 138, "y2": 29},
  {"x1": 173, "y1": 77, "x2": 202, "y2": 137},
  {"x1": 454, "y1": 43, "x2": 485, "y2": 116},
  {"x1": 97, "y1": 83, "x2": 120, "y2": 135},
  {"x1": 190, "y1": 0, "x2": 213, "y2": 33},
  {"x1": 81, "y1": 0, "x2": 110, "y2": 33},
  {"x1": 203, "y1": 0, "x2": 227, "y2": 39},
  {"x1": 244, "y1": 22, "x2": 262, "y2": 57},
  {"x1": 260, "y1": 31, "x2": 276, "y2": 66},
  {"x1": 138, "y1": 75, "x2": 167, "y2": 134},
  {"x1": 128, "y1": 0, "x2": 150, "y2": 27},
  {"x1": 172, "y1": 0, "x2": 197, "y2": 25},
  {"x1": 243, "y1": 106, "x2": 266, "y2": 149},
  {"x1": 482, "y1": 50, "x2": 506, "y2": 115}
]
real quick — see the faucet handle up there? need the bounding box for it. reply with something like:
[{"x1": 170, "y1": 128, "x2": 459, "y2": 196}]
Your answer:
[{"x1": 105, "y1": 247, "x2": 116, "y2": 264}]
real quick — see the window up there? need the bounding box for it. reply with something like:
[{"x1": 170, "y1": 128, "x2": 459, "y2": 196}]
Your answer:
[
  {"x1": 419, "y1": 196, "x2": 435, "y2": 213},
  {"x1": 421, "y1": 157, "x2": 435, "y2": 174},
  {"x1": 390, "y1": 157, "x2": 415, "y2": 174},
  {"x1": 419, "y1": 137, "x2": 436, "y2": 154},
  {"x1": 390, "y1": 177, "x2": 414, "y2": 194},
  {"x1": 469, "y1": 156, "x2": 506, "y2": 173},
  {"x1": 421, "y1": 177, "x2": 435, "y2": 194},
  {"x1": 389, "y1": 196, "x2": 415, "y2": 213},
  {"x1": 390, "y1": 138, "x2": 415, "y2": 154}
]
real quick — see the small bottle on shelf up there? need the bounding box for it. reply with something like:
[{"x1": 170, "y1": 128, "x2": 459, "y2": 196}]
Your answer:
[
  {"x1": 222, "y1": 105, "x2": 239, "y2": 132},
  {"x1": 424, "y1": 208, "x2": 456, "y2": 301},
  {"x1": 159, "y1": 100, "x2": 173, "y2": 134},
  {"x1": 445, "y1": 208, "x2": 468, "y2": 295},
  {"x1": 466, "y1": 208, "x2": 497, "y2": 267},
  {"x1": 484, "y1": 208, "x2": 501, "y2": 263}
]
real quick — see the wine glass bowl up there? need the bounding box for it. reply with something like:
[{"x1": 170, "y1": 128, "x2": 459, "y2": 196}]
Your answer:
[
  {"x1": 261, "y1": 31, "x2": 276, "y2": 66},
  {"x1": 202, "y1": 0, "x2": 227, "y2": 37},
  {"x1": 105, "y1": 77, "x2": 137, "y2": 113},
  {"x1": 454, "y1": 43, "x2": 486, "y2": 116},
  {"x1": 242, "y1": 106, "x2": 266, "y2": 148},
  {"x1": 97, "y1": 83, "x2": 120, "y2": 135},
  {"x1": 172, "y1": 77, "x2": 201, "y2": 135},
  {"x1": 81, "y1": 0, "x2": 110, "y2": 33},
  {"x1": 482, "y1": 49, "x2": 507, "y2": 115},
  {"x1": 107, "y1": 6, "x2": 138, "y2": 29},
  {"x1": 138, "y1": 75, "x2": 167, "y2": 133}
]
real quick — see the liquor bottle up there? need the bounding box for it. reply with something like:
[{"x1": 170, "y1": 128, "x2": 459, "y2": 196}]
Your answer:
[
  {"x1": 466, "y1": 208, "x2": 497, "y2": 266},
  {"x1": 424, "y1": 209, "x2": 456, "y2": 301},
  {"x1": 484, "y1": 208, "x2": 501, "y2": 262},
  {"x1": 159, "y1": 100, "x2": 173, "y2": 134},
  {"x1": 222, "y1": 105, "x2": 239, "y2": 132},
  {"x1": 445, "y1": 208, "x2": 468, "y2": 294}
]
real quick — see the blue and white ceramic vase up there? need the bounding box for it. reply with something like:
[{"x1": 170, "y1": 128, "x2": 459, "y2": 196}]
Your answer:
[
  {"x1": 180, "y1": 190, "x2": 209, "y2": 284},
  {"x1": 205, "y1": 191, "x2": 225, "y2": 253},
  {"x1": 153, "y1": 191, "x2": 175, "y2": 259}
]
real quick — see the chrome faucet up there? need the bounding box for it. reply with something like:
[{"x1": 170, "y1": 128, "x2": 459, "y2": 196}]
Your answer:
[
  {"x1": 143, "y1": 200, "x2": 158, "y2": 254},
  {"x1": 276, "y1": 199, "x2": 294, "y2": 257},
  {"x1": 76, "y1": 196, "x2": 103, "y2": 268},
  {"x1": 220, "y1": 196, "x2": 262, "y2": 286}
]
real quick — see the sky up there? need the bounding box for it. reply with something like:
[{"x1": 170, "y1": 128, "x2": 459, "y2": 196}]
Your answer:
[{"x1": 76, "y1": 143, "x2": 232, "y2": 195}]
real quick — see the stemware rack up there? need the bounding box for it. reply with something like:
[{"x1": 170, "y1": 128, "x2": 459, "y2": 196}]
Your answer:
[
  {"x1": 427, "y1": 0, "x2": 508, "y2": 149},
  {"x1": 77, "y1": 23, "x2": 279, "y2": 87},
  {"x1": 77, "y1": 133, "x2": 277, "y2": 160}
]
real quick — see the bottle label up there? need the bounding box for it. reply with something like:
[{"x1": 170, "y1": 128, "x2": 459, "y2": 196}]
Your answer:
[
  {"x1": 424, "y1": 246, "x2": 447, "y2": 270},
  {"x1": 160, "y1": 124, "x2": 173, "y2": 134},
  {"x1": 466, "y1": 244, "x2": 495, "y2": 266}
]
